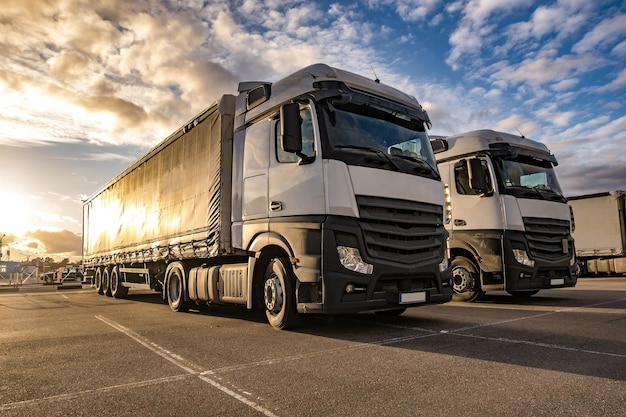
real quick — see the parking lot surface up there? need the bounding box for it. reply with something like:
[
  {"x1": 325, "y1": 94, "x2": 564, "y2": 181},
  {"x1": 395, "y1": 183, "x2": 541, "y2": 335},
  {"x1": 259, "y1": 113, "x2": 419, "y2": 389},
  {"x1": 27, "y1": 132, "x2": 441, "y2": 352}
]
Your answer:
[{"x1": 1, "y1": 277, "x2": 625, "y2": 416}]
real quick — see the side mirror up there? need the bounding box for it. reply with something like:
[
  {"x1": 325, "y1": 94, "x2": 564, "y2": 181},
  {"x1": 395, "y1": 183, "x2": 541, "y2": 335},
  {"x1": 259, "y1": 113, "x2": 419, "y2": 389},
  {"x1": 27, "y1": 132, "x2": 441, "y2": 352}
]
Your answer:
[
  {"x1": 468, "y1": 158, "x2": 487, "y2": 192},
  {"x1": 430, "y1": 138, "x2": 448, "y2": 154},
  {"x1": 280, "y1": 103, "x2": 302, "y2": 154}
]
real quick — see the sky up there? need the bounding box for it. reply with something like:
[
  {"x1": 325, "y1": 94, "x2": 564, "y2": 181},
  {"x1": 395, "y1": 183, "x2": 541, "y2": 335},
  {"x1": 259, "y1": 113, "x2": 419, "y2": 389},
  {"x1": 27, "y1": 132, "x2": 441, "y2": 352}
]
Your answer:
[{"x1": 1, "y1": 0, "x2": 625, "y2": 263}]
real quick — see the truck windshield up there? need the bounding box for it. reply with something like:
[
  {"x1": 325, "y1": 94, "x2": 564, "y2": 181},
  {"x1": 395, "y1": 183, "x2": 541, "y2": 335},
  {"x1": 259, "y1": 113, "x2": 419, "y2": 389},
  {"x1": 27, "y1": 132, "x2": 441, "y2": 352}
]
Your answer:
[
  {"x1": 496, "y1": 156, "x2": 565, "y2": 202},
  {"x1": 318, "y1": 99, "x2": 439, "y2": 180}
]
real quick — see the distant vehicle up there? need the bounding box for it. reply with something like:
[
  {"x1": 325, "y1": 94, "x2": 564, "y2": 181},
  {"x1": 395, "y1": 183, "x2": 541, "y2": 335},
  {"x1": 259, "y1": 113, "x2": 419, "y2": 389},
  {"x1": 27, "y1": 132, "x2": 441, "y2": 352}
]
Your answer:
[
  {"x1": 40, "y1": 271, "x2": 56, "y2": 284},
  {"x1": 40, "y1": 267, "x2": 84, "y2": 284},
  {"x1": 569, "y1": 190, "x2": 626, "y2": 275},
  {"x1": 431, "y1": 130, "x2": 577, "y2": 301}
]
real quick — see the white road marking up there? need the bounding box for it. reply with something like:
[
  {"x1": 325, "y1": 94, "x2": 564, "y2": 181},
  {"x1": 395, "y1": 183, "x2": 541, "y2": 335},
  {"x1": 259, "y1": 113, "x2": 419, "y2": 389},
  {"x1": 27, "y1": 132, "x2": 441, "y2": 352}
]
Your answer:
[
  {"x1": 94, "y1": 315, "x2": 281, "y2": 417},
  {"x1": 0, "y1": 374, "x2": 192, "y2": 411}
]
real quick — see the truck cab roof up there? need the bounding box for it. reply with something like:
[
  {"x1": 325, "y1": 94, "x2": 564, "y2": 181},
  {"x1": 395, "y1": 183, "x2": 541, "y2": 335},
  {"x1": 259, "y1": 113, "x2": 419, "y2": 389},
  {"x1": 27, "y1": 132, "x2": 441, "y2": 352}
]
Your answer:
[
  {"x1": 432, "y1": 129, "x2": 555, "y2": 164},
  {"x1": 241, "y1": 63, "x2": 427, "y2": 122}
]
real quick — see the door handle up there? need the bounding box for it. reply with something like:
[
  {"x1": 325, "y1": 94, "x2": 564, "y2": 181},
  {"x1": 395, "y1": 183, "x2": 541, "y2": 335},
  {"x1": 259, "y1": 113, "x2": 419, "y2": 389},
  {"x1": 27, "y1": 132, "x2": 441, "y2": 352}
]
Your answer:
[
  {"x1": 454, "y1": 219, "x2": 467, "y2": 226},
  {"x1": 270, "y1": 201, "x2": 283, "y2": 212}
]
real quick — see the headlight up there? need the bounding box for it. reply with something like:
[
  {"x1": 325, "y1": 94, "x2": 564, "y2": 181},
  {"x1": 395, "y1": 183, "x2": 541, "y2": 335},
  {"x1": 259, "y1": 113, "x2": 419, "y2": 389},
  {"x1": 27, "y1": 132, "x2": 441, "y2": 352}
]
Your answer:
[
  {"x1": 444, "y1": 184, "x2": 452, "y2": 225},
  {"x1": 439, "y1": 237, "x2": 450, "y2": 272},
  {"x1": 337, "y1": 246, "x2": 373, "y2": 275},
  {"x1": 512, "y1": 249, "x2": 535, "y2": 267}
]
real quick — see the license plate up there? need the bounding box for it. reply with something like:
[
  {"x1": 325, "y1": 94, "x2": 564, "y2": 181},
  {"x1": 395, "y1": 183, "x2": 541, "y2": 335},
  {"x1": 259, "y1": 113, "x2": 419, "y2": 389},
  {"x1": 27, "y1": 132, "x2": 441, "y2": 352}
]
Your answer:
[
  {"x1": 550, "y1": 278, "x2": 565, "y2": 286},
  {"x1": 399, "y1": 291, "x2": 426, "y2": 304}
]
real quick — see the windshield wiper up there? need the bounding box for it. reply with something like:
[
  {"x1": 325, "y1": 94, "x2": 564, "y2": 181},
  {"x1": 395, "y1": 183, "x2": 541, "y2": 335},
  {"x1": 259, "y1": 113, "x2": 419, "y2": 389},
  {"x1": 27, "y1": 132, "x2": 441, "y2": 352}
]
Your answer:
[
  {"x1": 531, "y1": 185, "x2": 566, "y2": 202},
  {"x1": 334, "y1": 145, "x2": 402, "y2": 171},
  {"x1": 391, "y1": 153, "x2": 439, "y2": 177}
]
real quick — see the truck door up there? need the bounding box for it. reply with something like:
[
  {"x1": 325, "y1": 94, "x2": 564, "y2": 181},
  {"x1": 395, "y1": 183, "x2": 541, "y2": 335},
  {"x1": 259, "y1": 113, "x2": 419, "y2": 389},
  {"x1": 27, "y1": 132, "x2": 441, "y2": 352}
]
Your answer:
[
  {"x1": 242, "y1": 118, "x2": 270, "y2": 236},
  {"x1": 268, "y1": 105, "x2": 325, "y2": 219},
  {"x1": 451, "y1": 157, "x2": 502, "y2": 232}
]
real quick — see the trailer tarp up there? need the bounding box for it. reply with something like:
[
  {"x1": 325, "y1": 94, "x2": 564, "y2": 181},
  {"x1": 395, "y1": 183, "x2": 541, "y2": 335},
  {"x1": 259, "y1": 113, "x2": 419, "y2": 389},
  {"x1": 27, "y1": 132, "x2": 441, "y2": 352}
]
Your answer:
[{"x1": 83, "y1": 95, "x2": 235, "y2": 266}]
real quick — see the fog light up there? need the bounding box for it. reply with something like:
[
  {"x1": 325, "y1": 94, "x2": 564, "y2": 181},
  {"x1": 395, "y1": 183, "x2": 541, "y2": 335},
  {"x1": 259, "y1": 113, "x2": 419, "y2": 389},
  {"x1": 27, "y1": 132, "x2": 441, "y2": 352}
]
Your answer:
[
  {"x1": 337, "y1": 246, "x2": 373, "y2": 275},
  {"x1": 513, "y1": 249, "x2": 535, "y2": 267}
]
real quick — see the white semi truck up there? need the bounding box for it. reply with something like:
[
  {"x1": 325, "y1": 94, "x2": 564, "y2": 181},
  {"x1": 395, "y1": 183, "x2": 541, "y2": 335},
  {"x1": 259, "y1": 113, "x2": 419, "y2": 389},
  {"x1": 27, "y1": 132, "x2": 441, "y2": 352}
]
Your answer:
[
  {"x1": 431, "y1": 130, "x2": 577, "y2": 301},
  {"x1": 83, "y1": 64, "x2": 453, "y2": 329},
  {"x1": 569, "y1": 190, "x2": 626, "y2": 275}
]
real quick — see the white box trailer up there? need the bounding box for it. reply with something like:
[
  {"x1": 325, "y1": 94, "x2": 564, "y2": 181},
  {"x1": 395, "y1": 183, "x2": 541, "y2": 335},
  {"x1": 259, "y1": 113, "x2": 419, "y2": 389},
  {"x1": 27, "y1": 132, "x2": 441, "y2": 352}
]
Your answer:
[
  {"x1": 83, "y1": 64, "x2": 453, "y2": 329},
  {"x1": 569, "y1": 190, "x2": 626, "y2": 275}
]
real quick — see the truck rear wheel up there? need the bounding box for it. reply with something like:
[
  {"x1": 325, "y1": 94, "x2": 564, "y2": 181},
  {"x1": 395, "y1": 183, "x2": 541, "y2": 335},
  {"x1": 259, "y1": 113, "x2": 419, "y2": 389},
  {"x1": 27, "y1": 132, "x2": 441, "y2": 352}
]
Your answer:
[
  {"x1": 263, "y1": 258, "x2": 301, "y2": 330},
  {"x1": 110, "y1": 266, "x2": 128, "y2": 299},
  {"x1": 94, "y1": 268, "x2": 104, "y2": 295},
  {"x1": 451, "y1": 256, "x2": 484, "y2": 302},
  {"x1": 166, "y1": 263, "x2": 190, "y2": 312},
  {"x1": 102, "y1": 267, "x2": 112, "y2": 297}
]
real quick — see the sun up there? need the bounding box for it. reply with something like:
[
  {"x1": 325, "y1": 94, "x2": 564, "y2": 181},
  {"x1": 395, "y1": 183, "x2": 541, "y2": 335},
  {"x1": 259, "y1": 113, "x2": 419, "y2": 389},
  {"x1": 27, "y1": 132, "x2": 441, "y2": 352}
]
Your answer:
[{"x1": 0, "y1": 190, "x2": 34, "y2": 236}]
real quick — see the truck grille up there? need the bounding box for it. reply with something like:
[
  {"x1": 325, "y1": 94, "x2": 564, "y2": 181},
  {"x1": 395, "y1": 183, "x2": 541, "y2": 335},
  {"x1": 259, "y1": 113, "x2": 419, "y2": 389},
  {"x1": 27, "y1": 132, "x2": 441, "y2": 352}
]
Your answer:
[
  {"x1": 356, "y1": 195, "x2": 444, "y2": 264},
  {"x1": 523, "y1": 217, "x2": 572, "y2": 260}
]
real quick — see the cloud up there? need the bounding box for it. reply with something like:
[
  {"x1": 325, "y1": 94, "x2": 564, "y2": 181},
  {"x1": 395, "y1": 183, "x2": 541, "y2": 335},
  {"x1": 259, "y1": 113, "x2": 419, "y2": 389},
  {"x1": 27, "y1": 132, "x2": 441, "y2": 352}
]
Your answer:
[
  {"x1": 489, "y1": 54, "x2": 601, "y2": 89},
  {"x1": 572, "y1": 13, "x2": 626, "y2": 53},
  {"x1": 24, "y1": 229, "x2": 82, "y2": 260},
  {"x1": 596, "y1": 68, "x2": 626, "y2": 92},
  {"x1": 493, "y1": 114, "x2": 540, "y2": 137},
  {"x1": 505, "y1": 1, "x2": 593, "y2": 44},
  {"x1": 0, "y1": 0, "x2": 238, "y2": 148},
  {"x1": 365, "y1": 0, "x2": 442, "y2": 22},
  {"x1": 446, "y1": 0, "x2": 533, "y2": 70}
]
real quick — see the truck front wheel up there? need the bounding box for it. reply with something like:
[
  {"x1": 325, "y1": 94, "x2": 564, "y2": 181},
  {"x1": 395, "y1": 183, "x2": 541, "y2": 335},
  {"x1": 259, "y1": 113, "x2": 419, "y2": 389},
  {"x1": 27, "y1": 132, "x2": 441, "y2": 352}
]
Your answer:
[
  {"x1": 263, "y1": 258, "x2": 301, "y2": 330},
  {"x1": 451, "y1": 256, "x2": 485, "y2": 302}
]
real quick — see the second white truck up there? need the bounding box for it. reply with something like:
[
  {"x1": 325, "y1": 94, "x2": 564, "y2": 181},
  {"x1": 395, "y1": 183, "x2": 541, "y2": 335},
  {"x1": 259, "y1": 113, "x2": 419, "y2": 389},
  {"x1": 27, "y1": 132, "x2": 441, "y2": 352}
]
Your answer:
[{"x1": 431, "y1": 130, "x2": 577, "y2": 300}]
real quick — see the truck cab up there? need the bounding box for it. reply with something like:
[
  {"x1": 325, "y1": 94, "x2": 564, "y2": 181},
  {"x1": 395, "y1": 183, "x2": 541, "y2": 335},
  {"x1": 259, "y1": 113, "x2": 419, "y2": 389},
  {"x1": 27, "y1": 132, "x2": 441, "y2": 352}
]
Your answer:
[{"x1": 432, "y1": 130, "x2": 577, "y2": 300}]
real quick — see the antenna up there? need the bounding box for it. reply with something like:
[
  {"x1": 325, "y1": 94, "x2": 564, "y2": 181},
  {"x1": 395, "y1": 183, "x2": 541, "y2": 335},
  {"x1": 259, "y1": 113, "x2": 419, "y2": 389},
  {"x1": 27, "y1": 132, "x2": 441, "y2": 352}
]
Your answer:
[
  {"x1": 516, "y1": 127, "x2": 525, "y2": 139},
  {"x1": 370, "y1": 65, "x2": 380, "y2": 83}
]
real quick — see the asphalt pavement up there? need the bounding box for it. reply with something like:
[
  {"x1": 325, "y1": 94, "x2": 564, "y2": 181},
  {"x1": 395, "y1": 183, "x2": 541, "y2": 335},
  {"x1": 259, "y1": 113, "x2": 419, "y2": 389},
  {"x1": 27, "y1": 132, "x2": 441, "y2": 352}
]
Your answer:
[{"x1": 1, "y1": 277, "x2": 624, "y2": 417}]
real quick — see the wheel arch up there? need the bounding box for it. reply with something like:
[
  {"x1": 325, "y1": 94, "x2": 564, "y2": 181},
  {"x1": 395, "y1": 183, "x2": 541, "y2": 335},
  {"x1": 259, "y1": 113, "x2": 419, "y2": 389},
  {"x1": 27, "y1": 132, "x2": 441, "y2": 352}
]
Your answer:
[{"x1": 250, "y1": 244, "x2": 294, "y2": 311}]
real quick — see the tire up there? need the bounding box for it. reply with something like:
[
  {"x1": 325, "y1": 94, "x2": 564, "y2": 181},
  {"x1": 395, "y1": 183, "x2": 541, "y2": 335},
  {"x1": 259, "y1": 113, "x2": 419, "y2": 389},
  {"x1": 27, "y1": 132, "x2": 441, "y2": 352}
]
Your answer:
[
  {"x1": 166, "y1": 263, "x2": 190, "y2": 312},
  {"x1": 263, "y1": 258, "x2": 301, "y2": 330},
  {"x1": 451, "y1": 256, "x2": 484, "y2": 302},
  {"x1": 110, "y1": 266, "x2": 128, "y2": 299},
  {"x1": 102, "y1": 267, "x2": 112, "y2": 297},
  {"x1": 507, "y1": 290, "x2": 539, "y2": 297},
  {"x1": 575, "y1": 261, "x2": 587, "y2": 277},
  {"x1": 94, "y1": 268, "x2": 104, "y2": 295}
]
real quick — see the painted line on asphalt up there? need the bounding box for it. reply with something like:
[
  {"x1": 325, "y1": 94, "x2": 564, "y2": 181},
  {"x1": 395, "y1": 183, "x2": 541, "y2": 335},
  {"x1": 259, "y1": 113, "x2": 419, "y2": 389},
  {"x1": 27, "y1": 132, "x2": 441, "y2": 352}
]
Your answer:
[
  {"x1": 451, "y1": 332, "x2": 626, "y2": 358},
  {"x1": 95, "y1": 315, "x2": 281, "y2": 417},
  {"x1": 354, "y1": 296, "x2": 626, "y2": 359},
  {"x1": 0, "y1": 374, "x2": 192, "y2": 411}
]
